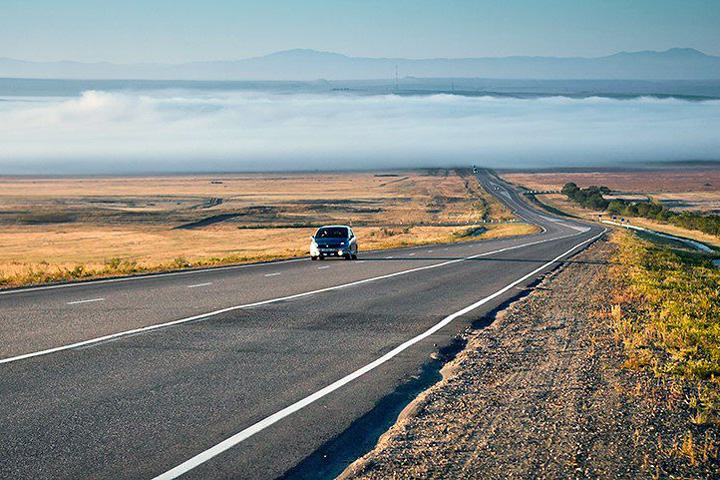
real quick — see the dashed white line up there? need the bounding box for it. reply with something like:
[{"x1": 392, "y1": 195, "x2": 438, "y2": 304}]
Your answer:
[
  {"x1": 318, "y1": 266, "x2": 330, "y2": 270},
  {"x1": 67, "y1": 297, "x2": 105, "y2": 305},
  {"x1": 408, "y1": 253, "x2": 416, "y2": 256},
  {"x1": 187, "y1": 282, "x2": 213, "y2": 289},
  {"x1": 385, "y1": 256, "x2": 394, "y2": 259},
  {"x1": 427, "y1": 250, "x2": 434, "y2": 253},
  {"x1": 151, "y1": 229, "x2": 607, "y2": 480},
  {"x1": 0, "y1": 258, "x2": 307, "y2": 296},
  {"x1": 0, "y1": 230, "x2": 591, "y2": 366},
  {"x1": 264, "y1": 273, "x2": 282, "y2": 277}
]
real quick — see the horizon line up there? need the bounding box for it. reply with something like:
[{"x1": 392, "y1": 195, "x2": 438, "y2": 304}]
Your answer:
[{"x1": 0, "y1": 46, "x2": 712, "y2": 66}]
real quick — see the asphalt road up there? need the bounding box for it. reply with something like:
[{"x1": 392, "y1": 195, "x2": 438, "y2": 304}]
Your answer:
[{"x1": 0, "y1": 172, "x2": 605, "y2": 479}]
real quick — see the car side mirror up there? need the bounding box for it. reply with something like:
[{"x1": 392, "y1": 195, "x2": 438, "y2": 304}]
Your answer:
[{"x1": 310, "y1": 236, "x2": 315, "y2": 240}]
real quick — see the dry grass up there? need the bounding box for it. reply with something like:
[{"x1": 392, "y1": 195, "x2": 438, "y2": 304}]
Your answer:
[
  {"x1": 0, "y1": 170, "x2": 491, "y2": 226},
  {"x1": 0, "y1": 169, "x2": 535, "y2": 288},
  {"x1": 607, "y1": 232, "x2": 720, "y2": 424}
]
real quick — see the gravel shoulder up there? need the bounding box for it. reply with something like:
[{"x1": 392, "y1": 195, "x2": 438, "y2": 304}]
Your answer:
[{"x1": 340, "y1": 237, "x2": 719, "y2": 479}]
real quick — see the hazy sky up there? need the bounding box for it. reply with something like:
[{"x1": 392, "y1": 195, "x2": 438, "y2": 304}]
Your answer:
[{"x1": 2, "y1": 0, "x2": 719, "y2": 63}]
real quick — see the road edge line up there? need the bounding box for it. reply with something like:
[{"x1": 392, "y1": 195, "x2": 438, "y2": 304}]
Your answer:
[{"x1": 151, "y1": 228, "x2": 607, "y2": 480}]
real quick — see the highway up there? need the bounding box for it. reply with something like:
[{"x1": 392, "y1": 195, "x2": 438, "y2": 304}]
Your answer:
[{"x1": 0, "y1": 172, "x2": 605, "y2": 479}]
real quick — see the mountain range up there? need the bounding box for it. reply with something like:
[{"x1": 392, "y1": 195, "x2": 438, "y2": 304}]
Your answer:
[{"x1": 1, "y1": 48, "x2": 719, "y2": 81}]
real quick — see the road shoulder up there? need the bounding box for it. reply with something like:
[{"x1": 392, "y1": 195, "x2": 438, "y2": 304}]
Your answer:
[{"x1": 340, "y1": 237, "x2": 719, "y2": 479}]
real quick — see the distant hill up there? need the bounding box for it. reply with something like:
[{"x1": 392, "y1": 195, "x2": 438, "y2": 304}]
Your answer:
[{"x1": 1, "y1": 48, "x2": 719, "y2": 81}]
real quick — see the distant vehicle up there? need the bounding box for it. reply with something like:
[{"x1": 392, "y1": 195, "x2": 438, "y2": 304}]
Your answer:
[{"x1": 310, "y1": 225, "x2": 358, "y2": 260}]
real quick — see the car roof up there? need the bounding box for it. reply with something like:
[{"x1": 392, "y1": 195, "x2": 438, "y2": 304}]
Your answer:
[{"x1": 316, "y1": 225, "x2": 351, "y2": 229}]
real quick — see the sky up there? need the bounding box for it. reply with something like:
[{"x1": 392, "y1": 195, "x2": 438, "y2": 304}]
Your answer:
[{"x1": 2, "y1": 0, "x2": 720, "y2": 63}]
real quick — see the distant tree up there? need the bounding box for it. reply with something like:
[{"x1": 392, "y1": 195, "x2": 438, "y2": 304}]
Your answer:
[
  {"x1": 607, "y1": 200, "x2": 624, "y2": 214},
  {"x1": 561, "y1": 182, "x2": 579, "y2": 196},
  {"x1": 562, "y1": 183, "x2": 607, "y2": 210},
  {"x1": 623, "y1": 204, "x2": 639, "y2": 216}
]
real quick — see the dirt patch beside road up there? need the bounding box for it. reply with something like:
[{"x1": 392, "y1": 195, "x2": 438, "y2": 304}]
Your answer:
[{"x1": 341, "y1": 237, "x2": 719, "y2": 479}]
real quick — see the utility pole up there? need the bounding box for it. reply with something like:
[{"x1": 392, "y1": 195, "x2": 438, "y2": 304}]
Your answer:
[{"x1": 395, "y1": 64, "x2": 399, "y2": 93}]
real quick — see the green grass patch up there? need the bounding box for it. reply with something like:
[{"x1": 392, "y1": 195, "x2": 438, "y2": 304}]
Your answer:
[{"x1": 610, "y1": 232, "x2": 720, "y2": 423}]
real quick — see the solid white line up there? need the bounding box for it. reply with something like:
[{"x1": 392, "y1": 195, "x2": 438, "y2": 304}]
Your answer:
[
  {"x1": 0, "y1": 258, "x2": 307, "y2": 296},
  {"x1": 318, "y1": 266, "x2": 330, "y2": 270},
  {"x1": 67, "y1": 297, "x2": 105, "y2": 305},
  {"x1": 0, "y1": 230, "x2": 588, "y2": 366},
  {"x1": 264, "y1": 273, "x2": 282, "y2": 277},
  {"x1": 152, "y1": 228, "x2": 607, "y2": 480},
  {"x1": 187, "y1": 283, "x2": 213, "y2": 289}
]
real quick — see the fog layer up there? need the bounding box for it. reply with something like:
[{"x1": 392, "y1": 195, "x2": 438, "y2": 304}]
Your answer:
[{"x1": 1, "y1": 90, "x2": 718, "y2": 173}]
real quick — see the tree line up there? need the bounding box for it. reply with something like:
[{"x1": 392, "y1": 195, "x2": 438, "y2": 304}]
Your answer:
[{"x1": 561, "y1": 182, "x2": 720, "y2": 238}]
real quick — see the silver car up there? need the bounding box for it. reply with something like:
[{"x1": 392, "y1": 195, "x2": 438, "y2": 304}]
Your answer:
[{"x1": 310, "y1": 225, "x2": 358, "y2": 260}]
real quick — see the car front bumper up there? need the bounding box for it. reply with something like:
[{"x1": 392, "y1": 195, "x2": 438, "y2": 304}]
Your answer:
[{"x1": 311, "y1": 245, "x2": 351, "y2": 256}]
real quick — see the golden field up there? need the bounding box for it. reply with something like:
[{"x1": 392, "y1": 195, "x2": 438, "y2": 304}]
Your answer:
[{"x1": 0, "y1": 170, "x2": 532, "y2": 288}]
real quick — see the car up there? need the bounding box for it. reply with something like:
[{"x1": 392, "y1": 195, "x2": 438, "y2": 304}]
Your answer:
[{"x1": 310, "y1": 225, "x2": 358, "y2": 260}]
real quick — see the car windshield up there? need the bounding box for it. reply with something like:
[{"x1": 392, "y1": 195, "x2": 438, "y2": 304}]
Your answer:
[{"x1": 315, "y1": 227, "x2": 348, "y2": 239}]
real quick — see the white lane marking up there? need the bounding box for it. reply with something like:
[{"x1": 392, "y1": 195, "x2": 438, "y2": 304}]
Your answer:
[
  {"x1": 152, "y1": 228, "x2": 607, "y2": 480},
  {"x1": 0, "y1": 258, "x2": 307, "y2": 296},
  {"x1": 187, "y1": 282, "x2": 213, "y2": 289},
  {"x1": 385, "y1": 256, "x2": 394, "y2": 259},
  {"x1": 67, "y1": 297, "x2": 105, "y2": 305},
  {"x1": 427, "y1": 250, "x2": 433, "y2": 253},
  {"x1": 0, "y1": 230, "x2": 589, "y2": 365},
  {"x1": 355, "y1": 261, "x2": 366, "y2": 264},
  {"x1": 264, "y1": 273, "x2": 282, "y2": 277},
  {"x1": 318, "y1": 266, "x2": 330, "y2": 270},
  {"x1": 408, "y1": 253, "x2": 416, "y2": 257}
]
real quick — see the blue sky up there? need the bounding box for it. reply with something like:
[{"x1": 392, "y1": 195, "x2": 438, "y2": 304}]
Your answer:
[{"x1": 2, "y1": 0, "x2": 719, "y2": 62}]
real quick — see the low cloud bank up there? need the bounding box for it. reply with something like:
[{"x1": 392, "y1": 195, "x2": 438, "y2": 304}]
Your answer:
[{"x1": 1, "y1": 90, "x2": 719, "y2": 173}]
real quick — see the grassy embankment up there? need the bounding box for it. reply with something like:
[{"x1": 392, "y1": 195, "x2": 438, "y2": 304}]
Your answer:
[{"x1": 609, "y1": 232, "x2": 720, "y2": 425}]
